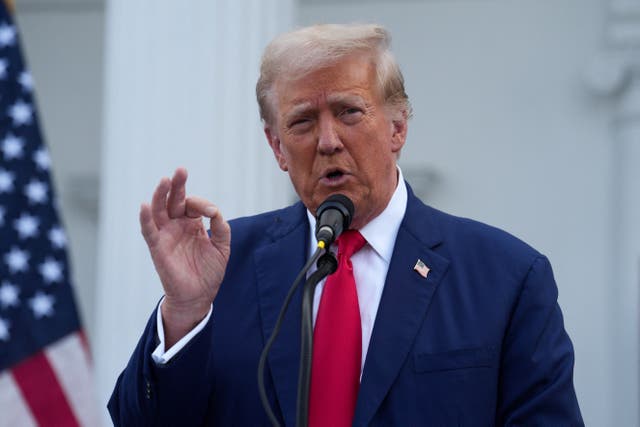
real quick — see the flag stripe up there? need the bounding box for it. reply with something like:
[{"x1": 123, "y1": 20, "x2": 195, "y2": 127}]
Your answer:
[
  {"x1": 0, "y1": 372, "x2": 37, "y2": 427},
  {"x1": 11, "y1": 351, "x2": 80, "y2": 427},
  {"x1": 78, "y1": 329, "x2": 90, "y2": 359},
  {"x1": 46, "y1": 333, "x2": 102, "y2": 427}
]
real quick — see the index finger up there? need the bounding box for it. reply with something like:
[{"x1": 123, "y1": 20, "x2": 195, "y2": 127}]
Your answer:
[{"x1": 185, "y1": 196, "x2": 218, "y2": 219}]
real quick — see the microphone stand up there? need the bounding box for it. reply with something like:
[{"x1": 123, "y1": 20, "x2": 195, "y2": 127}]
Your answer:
[
  {"x1": 258, "y1": 193, "x2": 352, "y2": 427},
  {"x1": 296, "y1": 253, "x2": 337, "y2": 427}
]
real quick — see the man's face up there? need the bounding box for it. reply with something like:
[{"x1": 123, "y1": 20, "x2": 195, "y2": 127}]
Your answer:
[{"x1": 265, "y1": 54, "x2": 407, "y2": 229}]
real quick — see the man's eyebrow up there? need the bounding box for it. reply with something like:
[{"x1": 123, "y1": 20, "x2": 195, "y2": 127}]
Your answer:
[
  {"x1": 283, "y1": 94, "x2": 367, "y2": 120},
  {"x1": 284, "y1": 102, "x2": 315, "y2": 119},
  {"x1": 326, "y1": 93, "x2": 367, "y2": 105}
]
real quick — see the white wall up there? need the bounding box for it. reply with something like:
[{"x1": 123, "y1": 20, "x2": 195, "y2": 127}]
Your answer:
[
  {"x1": 298, "y1": 1, "x2": 623, "y2": 426},
  {"x1": 94, "y1": 1, "x2": 294, "y2": 424}
]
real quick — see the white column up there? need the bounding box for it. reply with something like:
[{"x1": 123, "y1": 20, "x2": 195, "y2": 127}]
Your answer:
[
  {"x1": 94, "y1": 0, "x2": 294, "y2": 421},
  {"x1": 612, "y1": 81, "x2": 640, "y2": 426},
  {"x1": 585, "y1": 1, "x2": 640, "y2": 424}
]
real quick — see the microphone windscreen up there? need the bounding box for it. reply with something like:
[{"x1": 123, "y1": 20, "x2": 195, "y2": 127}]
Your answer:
[{"x1": 316, "y1": 194, "x2": 354, "y2": 229}]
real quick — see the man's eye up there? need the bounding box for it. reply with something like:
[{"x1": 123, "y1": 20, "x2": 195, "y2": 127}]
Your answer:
[
  {"x1": 340, "y1": 108, "x2": 363, "y2": 123},
  {"x1": 288, "y1": 118, "x2": 313, "y2": 133}
]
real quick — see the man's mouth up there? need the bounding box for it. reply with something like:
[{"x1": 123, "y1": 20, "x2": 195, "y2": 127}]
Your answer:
[
  {"x1": 320, "y1": 169, "x2": 348, "y2": 186},
  {"x1": 326, "y1": 170, "x2": 344, "y2": 180}
]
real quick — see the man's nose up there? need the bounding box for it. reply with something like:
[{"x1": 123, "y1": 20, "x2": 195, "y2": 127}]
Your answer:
[{"x1": 317, "y1": 117, "x2": 343, "y2": 154}]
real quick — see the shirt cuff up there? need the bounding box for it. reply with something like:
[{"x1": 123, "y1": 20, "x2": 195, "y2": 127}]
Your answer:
[{"x1": 151, "y1": 297, "x2": 213, "y2": 365}]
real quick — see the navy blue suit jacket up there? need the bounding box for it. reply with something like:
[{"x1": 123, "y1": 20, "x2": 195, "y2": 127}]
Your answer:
[{"x1": 109, "y1": 185, "x2": 583, "y2": 426}]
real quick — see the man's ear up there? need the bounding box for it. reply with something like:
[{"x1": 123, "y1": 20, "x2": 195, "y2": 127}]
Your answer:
[
  {"x1": 264, "y1": 126, "x2": 288, "y2": 171},
  {"x1": 390, "y1": 113, "x2": 408, "y2": 154}
]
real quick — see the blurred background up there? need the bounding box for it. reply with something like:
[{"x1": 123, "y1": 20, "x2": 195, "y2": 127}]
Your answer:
[{"x1": 10, "y1": 0, "x2": 639, "y2": 425}]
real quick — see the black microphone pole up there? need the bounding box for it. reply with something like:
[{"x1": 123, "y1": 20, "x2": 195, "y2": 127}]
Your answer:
[{"x1": 296, "y1": 253, "x2": 337, "y2": 427}]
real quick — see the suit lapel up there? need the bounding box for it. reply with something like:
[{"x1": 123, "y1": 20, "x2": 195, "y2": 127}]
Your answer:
[
  {"x1": 254, "y1": 203, "x2": 308, "y2": 427},
  {"x1": 353, "y1": 189, "x2": 450, "y2": 427}
]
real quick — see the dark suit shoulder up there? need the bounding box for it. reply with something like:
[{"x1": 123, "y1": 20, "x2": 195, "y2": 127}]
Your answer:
[
  {"x1": 227, "y1": 201, "x2": 307, "y2": 247},
  {"x1": 409, "y1": 198, "x2": 543, "y2": 278},
  {"x1": 439, "y1": 207, "x2": 538, "y2": 255}
]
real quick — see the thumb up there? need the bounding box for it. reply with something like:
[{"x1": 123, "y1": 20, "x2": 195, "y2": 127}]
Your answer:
[{"x1": 208, "y1": 206, "x2": 231, "y2": 246}]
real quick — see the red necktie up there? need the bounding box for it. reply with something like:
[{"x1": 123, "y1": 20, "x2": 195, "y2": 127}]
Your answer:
[{"x1": 309, "y1": 230, "x2": 366, "y2": 427}]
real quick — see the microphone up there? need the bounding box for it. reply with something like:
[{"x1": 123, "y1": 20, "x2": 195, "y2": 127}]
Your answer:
[{"x1": 315, "y1": 194, "x2": 354, "y2": 248}]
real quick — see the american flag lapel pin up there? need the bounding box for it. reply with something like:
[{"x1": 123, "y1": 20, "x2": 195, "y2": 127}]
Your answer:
[{"x1": 413, "y1": 259, "x2": 430, "y2": 279}]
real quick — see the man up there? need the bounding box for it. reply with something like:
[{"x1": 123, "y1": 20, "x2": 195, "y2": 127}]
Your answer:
[{"x1": 109, "y1": 24, "x2": 583, "y2": 426}]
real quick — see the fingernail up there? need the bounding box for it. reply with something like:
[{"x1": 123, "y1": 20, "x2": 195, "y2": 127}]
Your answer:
[{"x1": 204, "y1": 206, "x2": 217, "y2": 217}]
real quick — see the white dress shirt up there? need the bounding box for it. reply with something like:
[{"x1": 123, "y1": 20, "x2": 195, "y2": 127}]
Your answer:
[
  {"x1": 307, "y1": 169, "x2": 407, "y2": 373},
  {"x1": 153, "y1": 169, "x2": 408, "y2": 367}
]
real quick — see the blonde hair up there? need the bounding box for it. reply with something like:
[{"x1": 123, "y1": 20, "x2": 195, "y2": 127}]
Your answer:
[{"x1": 256, "y1": 23, "x2": 412, "y2": 125}]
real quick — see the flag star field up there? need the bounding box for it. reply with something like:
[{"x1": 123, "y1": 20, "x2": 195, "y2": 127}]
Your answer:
[{"x1": 0, "y1": 13, "x2": 80, "y2": 371}]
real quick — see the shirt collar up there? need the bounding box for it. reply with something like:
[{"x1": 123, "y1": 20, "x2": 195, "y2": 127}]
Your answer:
[{"x1": 306, "y1": 166, "x2": 408, "y2": 262}]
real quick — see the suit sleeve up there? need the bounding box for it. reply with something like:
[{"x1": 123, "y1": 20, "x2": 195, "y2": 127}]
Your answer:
[
  {"x1": 107, "y1": 306, "x2": 216, "y2": 426},
  {"x1": 496, "y1": 255, "x2": 584, "y2": 426}
]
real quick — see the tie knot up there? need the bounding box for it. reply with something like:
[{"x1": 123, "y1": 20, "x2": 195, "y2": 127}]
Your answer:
[{"x1": 336, "y1": 230, "x2": 366, "y2": 259}]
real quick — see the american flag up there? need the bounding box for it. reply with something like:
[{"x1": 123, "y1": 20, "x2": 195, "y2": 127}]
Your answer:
[
  {"x1": 0, "y1": 2, "x2": 100, "y2": 426},
  {"x1": 413, "y1": 259, "x2": 430, "y2": 279}
]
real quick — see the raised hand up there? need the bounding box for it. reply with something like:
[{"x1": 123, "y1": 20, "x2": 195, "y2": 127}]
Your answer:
[{"x1": 140, "y1": 168, "x2": 231, "y2": 346}]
